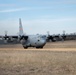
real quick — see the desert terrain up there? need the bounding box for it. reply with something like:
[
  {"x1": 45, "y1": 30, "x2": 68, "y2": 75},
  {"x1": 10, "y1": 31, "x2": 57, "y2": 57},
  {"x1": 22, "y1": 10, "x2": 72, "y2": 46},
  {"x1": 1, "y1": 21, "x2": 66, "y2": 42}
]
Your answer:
[{"x1": 0, "y1": 41, "x2": 76, "y2": 75}]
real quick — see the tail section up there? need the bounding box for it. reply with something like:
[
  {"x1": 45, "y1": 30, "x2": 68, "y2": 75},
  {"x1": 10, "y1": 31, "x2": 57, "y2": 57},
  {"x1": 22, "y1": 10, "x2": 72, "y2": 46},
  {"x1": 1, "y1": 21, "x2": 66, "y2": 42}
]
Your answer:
[{"x1": 19, "y1": 18, "x2": 24, "y2": 36}]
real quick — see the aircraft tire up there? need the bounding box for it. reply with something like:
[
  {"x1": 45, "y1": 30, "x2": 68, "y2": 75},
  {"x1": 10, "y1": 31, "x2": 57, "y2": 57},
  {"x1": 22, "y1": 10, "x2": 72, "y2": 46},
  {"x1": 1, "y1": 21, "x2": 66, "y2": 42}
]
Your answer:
[
  {"x1": 23, "y1": 46, "x2": 28, "y2": 49},
  {"x1": 36, "y1": 46, "x2": 43, "y2": 49}
]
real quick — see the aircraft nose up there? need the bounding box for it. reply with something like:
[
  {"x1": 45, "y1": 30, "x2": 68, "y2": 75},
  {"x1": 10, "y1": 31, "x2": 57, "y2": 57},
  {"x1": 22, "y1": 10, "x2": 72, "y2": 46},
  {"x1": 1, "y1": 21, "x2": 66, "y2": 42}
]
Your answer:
[{"x1": 41, "y1": 39, "x2": 46, "y2": 45}]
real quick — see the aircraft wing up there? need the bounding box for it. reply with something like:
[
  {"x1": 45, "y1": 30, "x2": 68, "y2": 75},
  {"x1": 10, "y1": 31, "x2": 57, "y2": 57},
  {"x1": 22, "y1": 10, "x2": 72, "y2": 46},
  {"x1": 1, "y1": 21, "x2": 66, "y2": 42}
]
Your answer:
[
  {"x1": 47, "y1": 35, "x2": 56, "y2": 42},
  {"x1": 3, "y1": 36, "x2": 28, "y2": 40},
  {"x1": 0, "y1": 35, "x2": 28, "y2": 40},
  {"x1": 47, "y1": 35, "x2": 66, "y2": 42}
]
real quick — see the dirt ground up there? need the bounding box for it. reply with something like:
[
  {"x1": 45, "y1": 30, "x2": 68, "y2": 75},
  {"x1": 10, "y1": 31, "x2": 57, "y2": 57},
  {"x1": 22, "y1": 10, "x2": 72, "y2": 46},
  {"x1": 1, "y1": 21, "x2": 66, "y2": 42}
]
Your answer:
[{"x1": 0, "y1": 41, "x2": 76, "y2": 75}]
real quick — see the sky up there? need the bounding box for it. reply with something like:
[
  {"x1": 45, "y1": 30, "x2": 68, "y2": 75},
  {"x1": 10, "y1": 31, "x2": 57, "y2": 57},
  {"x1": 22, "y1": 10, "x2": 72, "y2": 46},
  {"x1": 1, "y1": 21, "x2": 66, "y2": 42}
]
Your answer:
[{"x1": 0, "y1": 0, "x2": 76, "y2": 35}]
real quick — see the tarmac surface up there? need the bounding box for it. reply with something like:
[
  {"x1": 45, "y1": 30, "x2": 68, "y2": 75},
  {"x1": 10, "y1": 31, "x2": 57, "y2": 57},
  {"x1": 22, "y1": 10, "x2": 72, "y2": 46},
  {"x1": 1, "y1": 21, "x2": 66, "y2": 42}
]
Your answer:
[{"x1": 0, "y1": 40, "x2": 76, "y2": 51}]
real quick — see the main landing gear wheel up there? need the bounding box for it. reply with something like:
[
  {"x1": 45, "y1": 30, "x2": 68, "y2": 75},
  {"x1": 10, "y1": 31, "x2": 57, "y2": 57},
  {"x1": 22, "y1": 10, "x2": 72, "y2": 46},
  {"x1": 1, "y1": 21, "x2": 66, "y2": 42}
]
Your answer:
[
  {"x1": 36, "y1": 46, "x2": 43, "y2": 49},
  {"x1": 23, "y1": 46, "x2": 28, "y2": 49}
]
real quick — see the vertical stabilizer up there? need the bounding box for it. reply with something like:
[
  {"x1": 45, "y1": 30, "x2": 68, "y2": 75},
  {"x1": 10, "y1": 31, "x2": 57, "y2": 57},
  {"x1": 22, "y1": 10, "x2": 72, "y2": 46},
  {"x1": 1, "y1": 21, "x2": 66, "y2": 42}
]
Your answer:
[{"x1": 19, "y1": 18, "x2": 24, "y2": 36}]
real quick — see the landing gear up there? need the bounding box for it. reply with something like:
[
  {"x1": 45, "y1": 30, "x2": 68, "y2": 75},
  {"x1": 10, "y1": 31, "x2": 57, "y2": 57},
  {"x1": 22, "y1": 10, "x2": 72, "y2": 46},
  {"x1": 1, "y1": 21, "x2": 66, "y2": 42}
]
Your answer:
[
  {"x1": 23, "y1": 46, "x2": 28, "y2": 49},
  {"x1": 36, "y1": 46, "x2": 43, "y2": 49}
]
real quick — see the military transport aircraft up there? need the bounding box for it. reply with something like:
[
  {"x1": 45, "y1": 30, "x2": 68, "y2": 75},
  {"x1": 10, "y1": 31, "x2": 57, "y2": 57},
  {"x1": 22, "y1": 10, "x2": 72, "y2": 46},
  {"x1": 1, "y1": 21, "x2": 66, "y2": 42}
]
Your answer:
[
  {"x1": 0, "y1": 19, "x2": 47, "y2": 49},
  {"x1": 0, "y1": 18, "x2": 66, "y2": 49}
]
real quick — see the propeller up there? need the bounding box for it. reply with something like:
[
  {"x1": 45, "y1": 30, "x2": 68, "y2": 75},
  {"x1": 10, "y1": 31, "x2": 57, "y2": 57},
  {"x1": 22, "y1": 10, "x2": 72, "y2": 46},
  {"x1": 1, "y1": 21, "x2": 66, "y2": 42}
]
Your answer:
[
  {"x1": 19, "y1": 35, "x2": 28, "y2": 44},
  {"x1": 4, "y1": 31, "x2": 8, "y2": 43},
  {"x1": 19, "y1": 35, "x2": 28, "y2": 40}
]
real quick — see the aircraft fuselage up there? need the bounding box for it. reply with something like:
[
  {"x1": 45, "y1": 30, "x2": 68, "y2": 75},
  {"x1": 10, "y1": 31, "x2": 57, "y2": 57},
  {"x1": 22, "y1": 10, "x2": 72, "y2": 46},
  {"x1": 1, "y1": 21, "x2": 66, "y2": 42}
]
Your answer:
[{"x1": 21, "y1": 35, "x2": 46, "y2": 48}]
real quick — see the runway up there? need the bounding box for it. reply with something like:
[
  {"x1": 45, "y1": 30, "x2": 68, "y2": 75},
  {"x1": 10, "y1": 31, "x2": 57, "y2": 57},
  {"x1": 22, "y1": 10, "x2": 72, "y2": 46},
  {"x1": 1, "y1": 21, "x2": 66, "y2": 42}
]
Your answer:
[
  {"x1": 0, "y1": 40, "x2": 76, "y2": 51},
  {"x1": 0, "y1": 48, "x2": 76, "y2": 51}
]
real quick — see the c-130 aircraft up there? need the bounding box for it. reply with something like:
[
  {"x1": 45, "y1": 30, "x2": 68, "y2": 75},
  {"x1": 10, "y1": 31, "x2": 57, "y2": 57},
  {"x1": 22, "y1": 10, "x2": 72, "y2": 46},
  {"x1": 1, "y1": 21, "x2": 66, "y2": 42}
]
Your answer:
[
  {"x1": 0, "y1": 19, "x2": 47, "y2": 49},
  {"x1": 0, "y1": 19, "x2": 66, "y2": 48}
]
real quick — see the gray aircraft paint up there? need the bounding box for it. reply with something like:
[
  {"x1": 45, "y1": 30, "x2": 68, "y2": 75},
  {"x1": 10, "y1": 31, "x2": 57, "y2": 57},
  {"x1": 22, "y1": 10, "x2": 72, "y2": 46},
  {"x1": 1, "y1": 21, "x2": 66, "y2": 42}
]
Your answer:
[
  {"x1": 19, "y1": 19, "x2": 46, "y2": 48},
  {"x1": 0, "y1": 18, "x2": 47, "y2": 48}
]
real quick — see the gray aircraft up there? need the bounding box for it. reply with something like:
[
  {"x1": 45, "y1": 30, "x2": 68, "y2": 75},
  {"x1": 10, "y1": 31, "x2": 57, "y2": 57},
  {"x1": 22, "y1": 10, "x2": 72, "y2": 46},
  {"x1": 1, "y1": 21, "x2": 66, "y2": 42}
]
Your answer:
[
  {"x1": 0, "y1": 19, "x2": 66, "y2": 48},
  {"x1": 0, "y1": 19, "x2": 46, "y2": 49}
]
